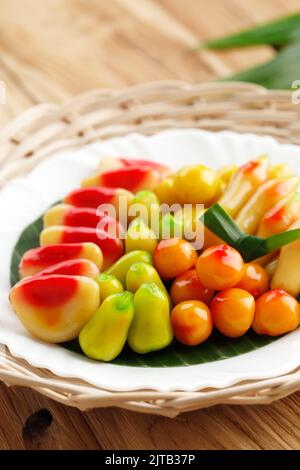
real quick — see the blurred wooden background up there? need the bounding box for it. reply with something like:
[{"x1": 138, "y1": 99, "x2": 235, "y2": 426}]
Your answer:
[{"x1": 1, "y1": 0, "x2": 300, "y2": 450}]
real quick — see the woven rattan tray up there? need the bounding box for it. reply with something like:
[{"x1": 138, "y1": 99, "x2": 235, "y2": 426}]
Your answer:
[{"x1": 1, "y1": 80, "x2": 300, "y2": 418}]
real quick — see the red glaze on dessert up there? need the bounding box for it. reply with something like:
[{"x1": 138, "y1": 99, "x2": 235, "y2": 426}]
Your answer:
[
  {"x1": 64, "y1": 187, "x2": 122, "y2": 208},
  {"x1": 44, "y1": 204, "x2": 124, "y2": 237},
  {"x1": 120, "y1": 158, "x2": 168, "y2": 172},
  {"x1": 196, "y1": 244, "x2": 245, "y2": 291},
  {"x1": 17, "y1": 275, "x2": 78, "y2": 308},
  {"x1": 19, "y1": 242, "x2": 103, "y2": 278},
  {"x1": 99, "y1": 166, "x2": 161, "y2": 192},
  {"x1": 10, "y1": 275, "x2": 100, "y2": 342},
  {"x1": 36, "y1": 259, "x2": 100, "y2": 278},
  {"x1": 40, "y1": 227, "x2": 124, "y2": 270}
]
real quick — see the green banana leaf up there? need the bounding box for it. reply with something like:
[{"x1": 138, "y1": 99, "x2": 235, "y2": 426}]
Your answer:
[
  {"x1": 10, "y1": 213, "x2": 277, "y2": 367},
  {"x1": 201, "y1": 13, "x2": 300, "y2": 49}
]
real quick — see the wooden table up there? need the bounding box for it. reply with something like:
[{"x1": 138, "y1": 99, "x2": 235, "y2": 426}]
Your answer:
[{"x1": 1, "y1": 0, "x2": 300, "y2": 450}]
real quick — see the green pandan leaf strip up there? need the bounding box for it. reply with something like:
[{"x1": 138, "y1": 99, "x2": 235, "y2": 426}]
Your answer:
[
  {"x1": 201, "y1": 204, "x2": 300, "y2": 262},
  {"x1": 264, "y1": 228, "x2": 300, "y2": 251},
  {"x1": 201, "y1": 203, "x2": 243, "y2": 245}
]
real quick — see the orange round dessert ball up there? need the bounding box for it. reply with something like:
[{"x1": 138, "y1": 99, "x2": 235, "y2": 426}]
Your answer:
[
  {"x1": 235, "y1": 262, "x2": 269, "y2": 298},
  {"x1": 171, "y1": 300, "x2": 213, "y2": 346},
  {"x1": 170, "y1": 269, "x2": 214, "y2": 305},
  {"x1": 196, "y1": 244, "x2": 244, "y2": 290},
  {"x1": 153, "y1": 238, "x2": 197, "y2": 280},
  {"x1": 252, "y1": 289, "x2": 300, "y2": 336},
  {"x1": 211, "y1": 288, "x2": 255, "y2": 338}
]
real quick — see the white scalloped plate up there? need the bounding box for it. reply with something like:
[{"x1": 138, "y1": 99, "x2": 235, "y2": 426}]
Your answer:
[{"x1": 1, "y1": 129, "x2": 300, "y2": 392}]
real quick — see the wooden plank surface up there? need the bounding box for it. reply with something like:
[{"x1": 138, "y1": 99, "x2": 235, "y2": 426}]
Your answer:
[{"x1": 1, "y1": 0, "x2": 300, "y2": 450}]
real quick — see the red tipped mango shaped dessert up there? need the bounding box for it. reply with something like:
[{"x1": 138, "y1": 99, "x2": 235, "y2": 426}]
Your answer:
[
  {"x1": 44, "y1": 204, "x2": 124, "y2": 237},
  {"x1": 196, "y1": 244, "x2": 245, "y2": 290},
  {"x1": 40, "y1": 226, "x2": 124, "y2": 270},
  {"x1": 19, "y1": 242, "x2": 103, "y2": 278},
  {"x1": 9, "y1": 275, "x2": 100, "y2": 343},
  {"x1": 64, "y1": 186, "x2": 133, "y2": 211},
  {"x1": 82, "y1": 166, "x2": 161, "y2": 191},
  {"x1": 36, "y1": 259, "x2": 100, "y2": 279}
]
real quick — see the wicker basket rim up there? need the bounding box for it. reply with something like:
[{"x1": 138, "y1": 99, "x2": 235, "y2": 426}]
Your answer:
[{"x1": 1, "y1": 80, "x2": 300, "y2": 416}]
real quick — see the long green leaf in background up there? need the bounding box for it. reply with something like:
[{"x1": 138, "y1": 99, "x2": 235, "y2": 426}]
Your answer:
[
  {"x1": 196, "y1": 12, "x2": 300, "y2": 89},
  {"x1": 10, "y1": 213, "x2": 276, "y2": 368},
  {"x1": 201, "y1": 13, "x2": 300, "y2": 49},
  {"x1": 228, "y1": 41, "x2": 300, "y2": 89}
]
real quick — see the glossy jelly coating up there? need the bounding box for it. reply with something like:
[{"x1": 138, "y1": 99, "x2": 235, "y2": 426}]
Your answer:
[
  {"x1": 36, "y1": 259, "x2": 100, "y2": 279},
  {"x1": 171, "y1": 300, "x2": 213, "y2": 346},
  {"x1": 79, "y1": 291, "x2": 134, "y2": 361},
  {"x1": 153, "y1": 238, "x2": 197, "y2": 280},
  {"x1": 234, "y1": 262, "x2": 269, "y2": 298},
  {"x1": 174, "y1": 164, "x2": 220, "y2": 204},
  {"x1": 104, "y1": 250, "x2": 152, "y2": 285},
  {"x1": 9, "y1": 275, "x2": 100, "y2": 343},
  {"x1": 252, "y1": 289, "x2": 300, "y2": 336},
  {"x1": 19, "y1": 242, "x2": 103, "y2": 278},
  {"x1": 196, "y1": 244, "x2": 244, "y2": 290},
  {"x1": 40, "y1": 226, "x2": 124, "y2": 270},
  {"x1": 155, "y1": 177, "x2": 178, "y2": 206},
  {"x1": 128, "y1": 282, "x2": 173, "y2": 354},
  {"x1": 125, "y1": 262, "x2": 170, "y2": 306},
  {"x1": 211, "y1": 288, "x2": 255, "y2": 338},
  {"x1": 94, "y1": 273, "x2": 124, "y2": 301},
  {"x1": 170, "y1": 269, "x2": 214, "y2": 306}
]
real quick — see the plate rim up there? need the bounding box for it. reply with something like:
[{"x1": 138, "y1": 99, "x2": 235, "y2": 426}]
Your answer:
[{"x1": 2, "y1": 127, "x2": 300, "y2": 392}]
